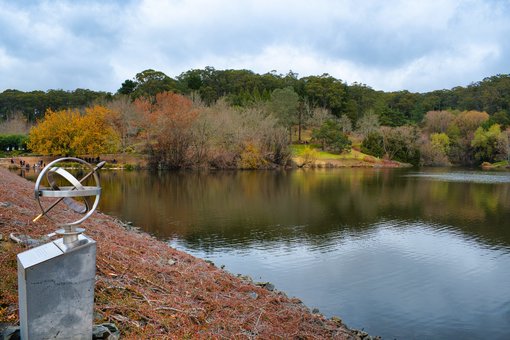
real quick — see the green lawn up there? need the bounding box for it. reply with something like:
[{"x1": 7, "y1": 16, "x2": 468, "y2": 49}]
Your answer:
[{"x1": 291, "y1": 144, "x2": 372, "y2": 161}]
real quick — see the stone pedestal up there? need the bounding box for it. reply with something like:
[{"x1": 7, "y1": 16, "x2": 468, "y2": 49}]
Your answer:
[{"x1": 17, "y1": 235, "x2": 96, "y2": 339}]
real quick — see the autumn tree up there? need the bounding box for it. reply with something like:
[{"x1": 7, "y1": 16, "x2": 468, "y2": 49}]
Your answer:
[
  {"x1": 423, "y1": 110, "x2": 455, "y2": 134},
  {"x1": 72, "y1": 106, "x2": 121, "y2": 156},
  {"x1": 134, "y1": 92, "x2": 198, "y2": 169},
  {"x1": 448, "y1": 110, "x2": 489, "y2": 164},
  {"x1": 187, "y1": 98, "x2": 290, "y2": 169},
  {"x1": 28, "y1": 106, "x2": 120, "y2": 156},
  {"x1": 105, "y1": 95, "x2": 140, "y2": 152},
  {"x1": 420, "y1": 133, "x2": 451, "y2": 166},
  {"x1": 28, "y1": 109, "x2": 81, "y2": 156}
]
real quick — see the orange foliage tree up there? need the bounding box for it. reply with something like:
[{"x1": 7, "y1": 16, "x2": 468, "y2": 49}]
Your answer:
[
  {"x1": 28, "y1": 106, "x2": 120, "y2": 156},
  {"x1": 134, "y1": 92, "x2": 198, "y2": 168}
]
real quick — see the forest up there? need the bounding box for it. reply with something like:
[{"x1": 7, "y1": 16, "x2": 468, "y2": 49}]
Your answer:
[{"x1": 1, "y1": 68, "x2": 509, "y2": 168}]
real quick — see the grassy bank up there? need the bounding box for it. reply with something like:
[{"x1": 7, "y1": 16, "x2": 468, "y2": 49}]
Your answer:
[{"x1": 291, "y1": 144, "x2": 409, "y2": 168}]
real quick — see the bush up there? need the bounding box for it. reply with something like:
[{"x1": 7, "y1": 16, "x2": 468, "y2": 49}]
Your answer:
[
  {"x1": 312, "y1": 120, "x2": 352, "y2": 153},
  {"x1": 361, "y1": 132, "x2": 384, "y2": 158},
  {"x1": 0, "y1": 134, "x2": 28, "y2": 152},
  {"x1": 300, "y1": 146, "x2": 319, "y2": 166},
  {"x1": 239, "y1": 143, "x2": 267, "y2": 169}
]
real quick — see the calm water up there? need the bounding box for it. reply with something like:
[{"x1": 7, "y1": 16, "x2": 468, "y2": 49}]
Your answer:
[{"x1": 18, "y1": 167, "x2": 510, "y2": 339}]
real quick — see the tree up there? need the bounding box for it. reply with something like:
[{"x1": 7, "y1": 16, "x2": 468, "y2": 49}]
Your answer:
[
  {"x1": 0, "y1": 111, "x2": 30, "y2": 134},
  {"x1": 386, "y1": 125, "x2": 420, "y2": 164},
  {"x1": 361, "y1": 132, "x2": 384, "y2": 158},
  {"x1": 295, "y1": 99, "x2": 314, "y2": 143},
  {"x1": 369, "y1": 125, "x2": 420, "y2": 165},
  {"x1": 28, "y1": 109, "x2": 81, "y2": 156},
  {"x1": 454, "y1": 110, "x2": 490, "y2": 135},
  {"x1": 338, "y1": 114, "x2": 352, "y2": 133},
  {"x1": 131, "y1": 69, "x2": 178, "y2": 101},
  {"x1": 312, "y1": 120, "x2": 351, "y2": 153},
  {"x1": 448, "y1": 110, "x2": 489, "y2": 164},
  {"x1": 356, "y1": 110, "x2": 380, "y2": 137},
  {"x1": 423, "y1": 110, "x2": 455, "y2": 134},
  {"x1": 28, "y1": 106, "x2": 120, "y2": 156},
  {"x1": 307, "y1": 107, "x2": 335, "y2": 129},
  {"x1": 420, "y1": 133, "x2": 451, "y2": 166},
  {"x1": 430, "y1": 133, "x2": 450, "y2": 154},
  {"x1": 471, "y1": 124, "x2": 509, "y2": 163},
  {"x1": 303, "y1": 74, "x2": 345, "y2": 116},
  {"x1": 105, "y1": 95, "x2": 140, "y2": 152},
  {"x1": 72, "y1": 106, "x2": 121, "y2": 156},
  {"x1": 488, "y1": 110, "x2": 510, "y2": 129},
  {"x1": 379, "y1": 107, "x2": 407, "y2": 126},
  {"x1": 267, "y1": 87, "x2": 299, "y2": 143},
  {"x1": 0, "y1": 134, "x2": 28, "y2": 152},
  {"x1": 117, "y1": 79, "x2": 137, "y2": 95},
  {"x1": 134, "y1": 92, "x2": 198, "y2": 169}
]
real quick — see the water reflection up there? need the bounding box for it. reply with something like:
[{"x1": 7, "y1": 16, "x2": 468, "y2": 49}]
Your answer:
[{"x1": 98, "y1": 168, "x2": 510, "y2": 252}]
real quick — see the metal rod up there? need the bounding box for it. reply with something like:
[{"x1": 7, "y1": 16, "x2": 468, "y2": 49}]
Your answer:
[{"x1": 33, "y1": 161, "x2": 106, "y2": 222}]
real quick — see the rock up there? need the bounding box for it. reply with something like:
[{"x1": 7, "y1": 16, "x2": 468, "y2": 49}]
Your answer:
[
  {"x1": 0, "y1": 233, "x2": 3, "y2": 241},
  {"x1": 167, "y1": 259, "x2": 176, "y2": 266},
  {"x1": 9, "y1": 233, "x2": 45, "y2": 246},
  {"x1": 248, "y1": 291, "x2": 258, "y2": 299},
  {"x1": 205, "y1": 260, "x2": 215, "y2": 266},
  {"x1": 312, "y1": 308, "x2": 320, "y2": 314},
  {"x1": 92, "y1": 323, "x2": 120, "y2": 340},
  {"x1": 1, "y1": 321, "x2": 119, "y2": 339},
  {"x1": 351, "y1": 328, "x2": 379, "y2": 340},
  {"x1": 237, "y1": 274, "x2": 253, "y2": 283},
  {"x1": 255, "y1": 281, "x2": 275, "y2": 291},
  {"x1": 330, "y1": 316, "x2": 343, "y2": 325},
  {"x1": 1, "y1": 325, "x2": 20, "y2": 340},
  {"x1": 0, "y1": 202, "x2": 12, "y2": 208}
]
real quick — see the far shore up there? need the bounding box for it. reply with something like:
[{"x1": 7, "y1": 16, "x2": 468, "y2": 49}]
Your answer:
[{"x1": 0, "y1": 150, "x2": 412, "y2": 171}]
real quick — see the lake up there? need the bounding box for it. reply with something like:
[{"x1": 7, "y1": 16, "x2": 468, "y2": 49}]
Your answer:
[{"x1": 18, "y1": 167, "x2": 510, "y2": 339}]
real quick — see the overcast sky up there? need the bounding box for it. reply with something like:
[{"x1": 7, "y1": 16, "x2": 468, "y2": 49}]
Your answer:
[{"x1": 1, "y1": 0, "x2": 509, "y2": 93}]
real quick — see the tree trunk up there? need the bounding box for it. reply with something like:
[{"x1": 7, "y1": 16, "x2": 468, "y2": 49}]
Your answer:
[{"x1": 298, "y1": 109, "x2": 302, "y2": 143}]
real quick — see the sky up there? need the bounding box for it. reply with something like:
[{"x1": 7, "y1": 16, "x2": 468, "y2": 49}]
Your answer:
[{"x1": 0, "y1": 0, "x2": 509, "y2": 93}]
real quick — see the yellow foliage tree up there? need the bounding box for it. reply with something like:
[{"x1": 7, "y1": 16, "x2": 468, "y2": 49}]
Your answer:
[
  {"x1": 72, "y1": 106, "x2": 121, "y2": 156},
  {"x1": 28, "y1": 106, "x2": 120, "y2": 156}
]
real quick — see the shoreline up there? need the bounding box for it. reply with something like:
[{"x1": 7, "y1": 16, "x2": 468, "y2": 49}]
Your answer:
[
  {"x1": 1, "y1": 153, "x2": 411, "y2": 171},
  {"x1": 0, "y1": 167, "x2": 372, "y2": 339}
]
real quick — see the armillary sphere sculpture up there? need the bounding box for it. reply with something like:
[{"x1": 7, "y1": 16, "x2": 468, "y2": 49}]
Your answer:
[{"x1": 33, "y1": 157, "x2": 105, "y2": 245}]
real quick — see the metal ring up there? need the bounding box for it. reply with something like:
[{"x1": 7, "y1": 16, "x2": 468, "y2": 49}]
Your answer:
[{"x1": 34, "y1": 157, "x2": 101, "y2": 226}]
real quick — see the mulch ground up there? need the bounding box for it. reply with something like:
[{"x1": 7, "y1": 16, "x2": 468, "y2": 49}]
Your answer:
[{"x1": 0, "y1": 167, "x2": 360, "y2": 339}]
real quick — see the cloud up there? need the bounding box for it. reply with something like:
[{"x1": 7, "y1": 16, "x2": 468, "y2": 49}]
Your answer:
[{"x1": 0, "y1": 0, "x2": 509, "y2": 92}]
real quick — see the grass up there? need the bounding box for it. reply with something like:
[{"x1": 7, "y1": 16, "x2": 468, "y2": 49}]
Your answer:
[
  {"x1": 291, "y1": 144, "x2": 374, "y2": 161},
  {"x1": 481, "y1": 160, "x2": 509, "y2": 169}
]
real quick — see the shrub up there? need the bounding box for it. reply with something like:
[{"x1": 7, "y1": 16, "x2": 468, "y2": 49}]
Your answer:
[{"x1": 312, "y1": 120, "x2": 352, "y2": 153}]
